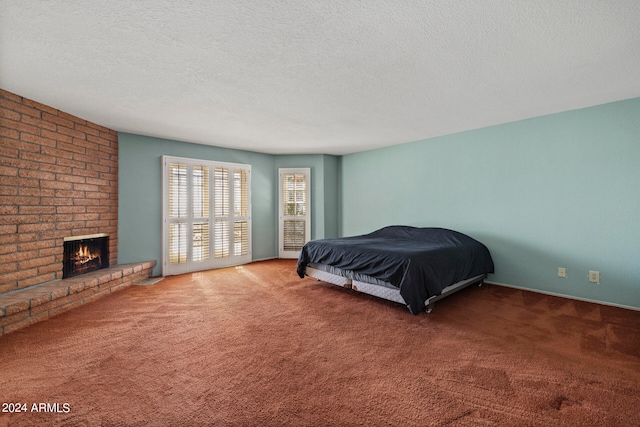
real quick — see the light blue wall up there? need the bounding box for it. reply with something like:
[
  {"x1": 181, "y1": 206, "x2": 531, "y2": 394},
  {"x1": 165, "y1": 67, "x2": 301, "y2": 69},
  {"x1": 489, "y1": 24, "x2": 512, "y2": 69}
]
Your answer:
[
  {"x1": 119, "y1": 135, "x2": 338, "y2": 275},
  {"x1": 118, "y1": 98, "x2": 639, "y2": 309},
  {"x1": 118, "y1": 133, "x2": 277, "y2": 276},
  {"x1": 275, "y1": 154, "x2": 340, "y2": 242},
  {"x1": 341, "y1": 98, "x2": 640, "y2": 309},
  {"x1": 322, "y1": 155, "x2": 340, "y2": 239}
]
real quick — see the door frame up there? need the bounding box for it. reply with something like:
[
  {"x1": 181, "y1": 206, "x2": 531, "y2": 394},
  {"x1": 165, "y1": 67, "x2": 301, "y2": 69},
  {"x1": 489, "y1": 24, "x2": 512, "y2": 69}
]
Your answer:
[
  {"x1": 162, "y1": 155, "x2": 252, "y2": 276},
  {"x1": 278, "y1": 167, "x2": 311, "y2": 259}
]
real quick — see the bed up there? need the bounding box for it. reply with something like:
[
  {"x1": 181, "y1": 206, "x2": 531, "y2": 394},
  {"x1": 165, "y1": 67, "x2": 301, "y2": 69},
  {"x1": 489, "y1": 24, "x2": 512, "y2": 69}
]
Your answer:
[{"x1": 296, "y1": 226, "x2": 494, "y2": 314}]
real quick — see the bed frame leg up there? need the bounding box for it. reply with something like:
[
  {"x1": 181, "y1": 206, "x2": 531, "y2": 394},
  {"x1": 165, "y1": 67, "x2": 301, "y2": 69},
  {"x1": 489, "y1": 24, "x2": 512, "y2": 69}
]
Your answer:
[{"x1": 425, "y1": 303, "x2": 434, "y2": 314}]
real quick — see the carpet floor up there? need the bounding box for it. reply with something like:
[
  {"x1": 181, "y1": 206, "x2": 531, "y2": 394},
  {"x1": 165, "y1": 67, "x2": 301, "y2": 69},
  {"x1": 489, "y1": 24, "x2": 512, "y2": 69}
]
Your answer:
[{"x1": 1, "y1": 259, "x2": 639, "y2": 426}]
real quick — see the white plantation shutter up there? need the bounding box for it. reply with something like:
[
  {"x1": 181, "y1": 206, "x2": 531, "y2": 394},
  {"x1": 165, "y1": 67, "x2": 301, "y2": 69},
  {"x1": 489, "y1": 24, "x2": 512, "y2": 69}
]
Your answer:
[
  {"x1": 192, "y1": 222, "x2": 209, "y2": 262},
  {"x1": 214, "y1": 167, "x2": 230, "y2": 259},
  {"x1": 234, "y1": 169, "x2": 248, "y2": 217},
  {"x1": 214, "y1": 168, "x2": 229, "y2": 217},
  {"x1": 192, "y1": 165, "x2": 210, "y2": 262},
  {"x1": 214, "y1": 220, "x2": 230, "y2": 258},
  {"x1": 169, "y1": 163, "x2": 187, "y2": 218},
  {"x1": 192, "y1": 165, "x2": 209, "y2": 218},
  {"x1": 233, "y1": 169, "x2": 249, "y2": 256},
  {"x1": 279, "y1": 168, "x2": 310, "y2": 258},
  {"x1": 163, "y1": 156, "x2": 251, "y2": 275},
  {"x1": 169, "y1": 223, "x2": 187, "y2": 264},
  {"x1": 283, "y1": 220, "x2": 307, "y2": 251},
  {"x1": 169, "y1": 163, "x2": 187, "y2": 265},
  {"x1": 234, "y1": 220, "x2": 249, "y2": 256}
]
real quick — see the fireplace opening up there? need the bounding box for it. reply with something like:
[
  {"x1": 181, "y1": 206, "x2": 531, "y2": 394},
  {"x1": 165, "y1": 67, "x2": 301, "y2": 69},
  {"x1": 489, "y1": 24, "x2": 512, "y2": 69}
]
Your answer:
[{"x1": 63, "y1": 234, "x2": 109, "y2": 279}]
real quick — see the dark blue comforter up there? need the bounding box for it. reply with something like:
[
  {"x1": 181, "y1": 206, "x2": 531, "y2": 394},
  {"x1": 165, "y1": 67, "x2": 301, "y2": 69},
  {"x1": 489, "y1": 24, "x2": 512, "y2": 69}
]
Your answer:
[{"x1": 297, "y1": 226, "x2": 494, "y2": 314}]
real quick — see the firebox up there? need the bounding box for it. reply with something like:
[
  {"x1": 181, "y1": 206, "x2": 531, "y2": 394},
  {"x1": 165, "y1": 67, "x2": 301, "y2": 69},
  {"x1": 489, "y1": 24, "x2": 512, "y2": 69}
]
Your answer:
[{"x1": 63, "y1": 234, "x2": 109, "y2": 278}]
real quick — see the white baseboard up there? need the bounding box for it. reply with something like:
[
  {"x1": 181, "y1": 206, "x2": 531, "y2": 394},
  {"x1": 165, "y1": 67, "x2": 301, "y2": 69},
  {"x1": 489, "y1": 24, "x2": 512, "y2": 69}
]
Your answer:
[
  {"x1": 485, "y1": 280, "x2": 640, "y2": 312},
  {"x1": 251, "y1": 256, "x2": 278, "y2": 263}
]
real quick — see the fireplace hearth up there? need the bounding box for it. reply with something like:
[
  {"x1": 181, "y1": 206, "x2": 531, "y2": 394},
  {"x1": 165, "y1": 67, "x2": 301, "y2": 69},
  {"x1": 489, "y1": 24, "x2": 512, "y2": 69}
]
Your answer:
[{"x1": 63, "y1": 234, "x2": 109, "y2": 279}]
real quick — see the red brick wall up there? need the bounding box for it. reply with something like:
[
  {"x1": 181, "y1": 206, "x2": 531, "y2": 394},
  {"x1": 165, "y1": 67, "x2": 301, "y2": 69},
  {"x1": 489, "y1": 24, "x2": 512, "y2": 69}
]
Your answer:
[{"x1": 0, "y1": 89, "x2": 118, "y2": 294}]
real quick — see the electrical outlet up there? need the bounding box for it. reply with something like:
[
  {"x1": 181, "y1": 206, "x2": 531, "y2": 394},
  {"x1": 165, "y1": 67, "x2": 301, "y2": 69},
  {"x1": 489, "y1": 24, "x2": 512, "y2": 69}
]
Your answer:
[
  {"x1": 588, "y1": 270, "x2": 600, "y2": 284},
  {"x1": 558, "y1": 267, "x2": 566, "y2": 278}
]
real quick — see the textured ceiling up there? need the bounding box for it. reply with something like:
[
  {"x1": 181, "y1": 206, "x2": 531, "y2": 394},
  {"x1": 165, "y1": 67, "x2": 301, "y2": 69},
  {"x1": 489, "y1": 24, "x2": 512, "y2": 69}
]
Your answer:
[{"x1": 2, "y1": 1, "x2": 640, "y2": 155}]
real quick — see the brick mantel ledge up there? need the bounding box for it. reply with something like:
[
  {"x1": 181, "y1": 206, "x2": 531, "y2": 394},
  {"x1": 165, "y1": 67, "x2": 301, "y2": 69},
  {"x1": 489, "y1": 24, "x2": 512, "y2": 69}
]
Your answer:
[{"x1": 0, "y1": 261, "x2": 156, "y2": 336}]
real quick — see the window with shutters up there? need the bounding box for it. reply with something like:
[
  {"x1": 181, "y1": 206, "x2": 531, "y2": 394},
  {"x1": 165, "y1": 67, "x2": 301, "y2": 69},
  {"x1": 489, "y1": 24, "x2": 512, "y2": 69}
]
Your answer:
[
  {"x1": 279, "y1": 168, "x2": 310, "y2": 258},
  {"x1": 162, "y1": 156, "x2": 251, "y2": 275}
]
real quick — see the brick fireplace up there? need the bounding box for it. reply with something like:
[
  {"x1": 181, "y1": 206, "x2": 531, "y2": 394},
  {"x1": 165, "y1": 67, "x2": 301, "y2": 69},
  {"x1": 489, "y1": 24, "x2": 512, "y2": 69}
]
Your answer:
[
  {"x1": 0, "y1": 89, "x2": 160, "y2": 336},
  {"x1": 0, "y1": 89, "x2": 119, "y2": 294}
]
